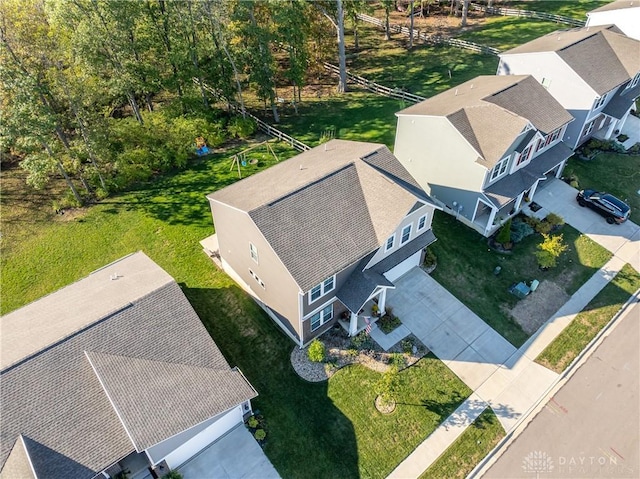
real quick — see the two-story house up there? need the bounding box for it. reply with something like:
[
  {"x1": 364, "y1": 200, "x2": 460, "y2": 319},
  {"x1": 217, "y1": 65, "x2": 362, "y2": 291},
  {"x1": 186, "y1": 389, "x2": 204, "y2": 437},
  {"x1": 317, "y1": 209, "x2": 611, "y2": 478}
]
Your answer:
[
  {"x1": 498, "y1": 25, "x2": 640, "y2": 149},
  {"x1": 204, "y1": 140, "x2": 439, "y2": 347},
  {"x1": 393, "y1": 75, "x2": 574, "y2": 237},
  {"x1": 586, "y1": 1, "x2": 640, "y2": 41}
]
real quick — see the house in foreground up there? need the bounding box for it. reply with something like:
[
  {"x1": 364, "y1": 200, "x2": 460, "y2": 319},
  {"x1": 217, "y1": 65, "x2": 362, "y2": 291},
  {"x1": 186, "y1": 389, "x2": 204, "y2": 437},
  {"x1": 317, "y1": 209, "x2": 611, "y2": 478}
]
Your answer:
[
  {"x1": 586, "y1": 1, "x2": 640, "y2": 41},
  {"x1": 203, "y1": 140, "x2": 439, "y2": 347},
  {"x1": 498, "y1": 25, "x2": 640, "y2": 149},
  {"x1": 394, "y1": 75, "x2": 574, "y2": 237},
  {"x1": 0, "y1": 252, "x2": 258, "y2": 479}
]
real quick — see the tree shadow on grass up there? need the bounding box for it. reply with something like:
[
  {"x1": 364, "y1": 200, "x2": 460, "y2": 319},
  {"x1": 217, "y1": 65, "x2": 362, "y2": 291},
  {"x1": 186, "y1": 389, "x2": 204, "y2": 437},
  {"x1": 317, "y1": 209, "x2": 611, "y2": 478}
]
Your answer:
[{"x1": 181, "y1": 283, "x2": 360, "y2": 479}]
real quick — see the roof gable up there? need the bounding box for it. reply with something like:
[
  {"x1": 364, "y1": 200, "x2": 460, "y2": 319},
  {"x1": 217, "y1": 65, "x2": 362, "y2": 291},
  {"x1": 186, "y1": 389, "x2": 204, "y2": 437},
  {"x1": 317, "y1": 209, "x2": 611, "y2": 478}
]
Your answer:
[
  {"x1": 589, "y1": 0, "x2": 640, "y2": 14},
  {"x1": 85, "y1": 352, "x2": 256, "y2": 451}
]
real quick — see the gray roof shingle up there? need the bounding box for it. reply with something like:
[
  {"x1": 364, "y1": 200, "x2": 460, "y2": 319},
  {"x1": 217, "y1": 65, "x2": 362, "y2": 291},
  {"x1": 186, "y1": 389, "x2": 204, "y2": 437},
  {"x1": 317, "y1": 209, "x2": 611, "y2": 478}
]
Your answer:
[
  {"x1": 1, "y1": 253, "x2": 256, "y2": 479},
  {"x1": 589, "y1": 0, "x2": 640, "y2": 13},
  {"x1": 212, "y1": 140, "x2": 433, "y2": 292},
  {"x1": 398, "y1": 76, "x2": 572, "y2": 167}
]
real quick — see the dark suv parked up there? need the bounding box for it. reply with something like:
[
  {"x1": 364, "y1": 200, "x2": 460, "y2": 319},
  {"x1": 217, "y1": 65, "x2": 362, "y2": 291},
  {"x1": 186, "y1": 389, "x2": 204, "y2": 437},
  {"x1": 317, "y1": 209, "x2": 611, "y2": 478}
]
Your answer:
[{"x1": 576, "y1": 189, "x2": 630, "y2": 224}]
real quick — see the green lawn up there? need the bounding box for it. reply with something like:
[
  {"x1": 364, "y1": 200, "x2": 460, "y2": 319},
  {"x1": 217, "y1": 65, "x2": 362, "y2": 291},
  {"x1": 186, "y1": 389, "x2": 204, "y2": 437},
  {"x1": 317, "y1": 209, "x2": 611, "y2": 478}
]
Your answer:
[
  {"x1": 505, "y1": 1, "x2": 610, "y2": 19},
  {"x1": 563, "y1": 153, "x2": 640, "y2": 224},
  {"x1": 420, "y1": 408, "x2": 505, "y2": 479},
  {"x1": 329, "y1": 357, "x2": 471, "y2": 478},
  {"x1": 458, "y1": 16, "x2": 561, "y2": 50},
  {"x1": 536, "y1": 263, "x2": 640, "y2": 373},
  {"x1": 430, "y1": 212, "x2": 612, "y2": 347},
  {"x1": 1, "y1": 148, "x2": 471, "y2": 479}
]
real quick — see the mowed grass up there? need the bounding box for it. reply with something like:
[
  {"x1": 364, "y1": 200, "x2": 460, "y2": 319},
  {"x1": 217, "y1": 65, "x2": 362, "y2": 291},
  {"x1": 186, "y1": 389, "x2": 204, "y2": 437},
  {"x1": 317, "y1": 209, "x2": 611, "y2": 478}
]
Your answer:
[
  {"x1": 430, "y1": 212, "x2": 612, "y2": 347},
  {"x1": 506, "y1": 0, "x2": 610, "y2": 19},
  {"x1": 563, "y1": 153, "x2": 640, "y2": 224},
  {"x1": 458, "y1": 16, "x2": 561, "y2": 50},
  {"x1": 328, "y1": 357, "x2": 472, "y2": 478},
  {"x1": 420, "y1": 408, "x2": 505, "y2": 479},
  {"x1": 536, "y1": 263, "x2": 640, "y2": 373},
  {"x1": 1, "y1": 145, "x2": 471, "y2": 479}
]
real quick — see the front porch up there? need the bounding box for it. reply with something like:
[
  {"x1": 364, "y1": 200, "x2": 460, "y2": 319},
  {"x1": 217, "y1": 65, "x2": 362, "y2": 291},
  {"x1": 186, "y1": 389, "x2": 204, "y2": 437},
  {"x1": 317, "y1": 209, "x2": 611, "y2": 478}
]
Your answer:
[{"x1": 337, "y1": 297, "x2": 384, "y2": 336}]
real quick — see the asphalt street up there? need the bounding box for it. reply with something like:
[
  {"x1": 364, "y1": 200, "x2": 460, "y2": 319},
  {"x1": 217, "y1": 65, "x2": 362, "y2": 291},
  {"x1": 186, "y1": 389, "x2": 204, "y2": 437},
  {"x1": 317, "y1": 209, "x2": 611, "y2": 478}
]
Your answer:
[{"x1": 482, "y1": 297, "x2": 640, "y2": 479}]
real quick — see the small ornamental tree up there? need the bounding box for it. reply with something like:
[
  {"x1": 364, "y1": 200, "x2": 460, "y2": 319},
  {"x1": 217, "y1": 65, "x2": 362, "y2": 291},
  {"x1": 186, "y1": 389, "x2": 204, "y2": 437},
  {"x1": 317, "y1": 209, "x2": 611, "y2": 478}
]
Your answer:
[
  {"x1": 496, "y1": 218, "x2": 512, "y2": 245},
  {"x1": 535, "y1": 234, "x2": 568, "y2": 269},
  {"x1": 307, "y1": 339, "x2": 326, "y2": 362},
  {"x1": 375, "y1": 364, "x2": 400, "y2": 408}
]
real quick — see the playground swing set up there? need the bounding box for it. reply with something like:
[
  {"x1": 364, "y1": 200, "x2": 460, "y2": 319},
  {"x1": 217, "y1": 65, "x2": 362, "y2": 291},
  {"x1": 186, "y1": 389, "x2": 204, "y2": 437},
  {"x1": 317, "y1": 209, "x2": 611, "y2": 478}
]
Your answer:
[{"x1": 229, "y1": 141, "x2": 279, "y2": 178}]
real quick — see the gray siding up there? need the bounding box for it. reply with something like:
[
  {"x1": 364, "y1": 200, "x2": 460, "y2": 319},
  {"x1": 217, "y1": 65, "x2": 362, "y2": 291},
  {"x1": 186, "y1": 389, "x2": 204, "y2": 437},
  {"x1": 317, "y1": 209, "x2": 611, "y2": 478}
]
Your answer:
[
  {"x1": 301, "y1": 261, "x2": 359, "y2": 316},
  {"x1": 210, "y1": 200, "x2": 302, "y2": 339},
  {"x1": 394, "y1": 115, "x2": 487, "y2": 222}
]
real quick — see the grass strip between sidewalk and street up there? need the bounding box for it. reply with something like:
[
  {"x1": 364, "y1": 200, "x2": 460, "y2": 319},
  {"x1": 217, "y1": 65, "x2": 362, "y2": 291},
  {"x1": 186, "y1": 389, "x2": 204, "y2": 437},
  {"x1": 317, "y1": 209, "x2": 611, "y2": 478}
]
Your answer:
[
  {"x1": 536, "y1": 263, "x2": 640, "y2": 373},
  {"x1": 419, "y1": 407, "x2": 505, "y2": 479}
]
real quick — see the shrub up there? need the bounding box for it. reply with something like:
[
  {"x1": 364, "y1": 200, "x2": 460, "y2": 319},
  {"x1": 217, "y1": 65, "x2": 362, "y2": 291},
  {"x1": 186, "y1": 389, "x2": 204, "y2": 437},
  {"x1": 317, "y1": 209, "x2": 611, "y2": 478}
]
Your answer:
[
  {"x1": 535, "y1": 220, "x2": 553, "y2": 235},
  {"x1": 247, "y1": 416, "x2": 259, "y2": 428},
  {"x1": 375, "y1": 365, "x2": 400, "y2": 407},
  {"x1": 535, "y1": 234, "x2": 568, "y2": 269},
  {"x1": 254, "y1": 429, "x2": 267, "y2": 441},
  {"x1": 401, "y1": 339, "x2": 414, "y2": 354},
  {"x1": 163, "y1": 472, "x2": 183, "y2": 479},
  {"x1": 227, "y1": 116, "x2": 257, "y2": 139},
  {"x1": 617, "y1": 134, "x2": 629, "y2": 142},
  {"x1": 495, "y1": 218, "x2": 512, "y2": 245},
  {"x1": 545, "y1": 213, "x2": 565, "y2": 227},
  {"x1": 390, "y1": 352, "x2": 405, "y2": 368},
  {"x1": 423, "y1": 247, "x2": 437, "y2": 268},
  {"x1": 510, "y1": 219, "x2": 534, "y2": 243},
  {"x1": 379, "y1": 314, "x2": 402, "y2": 334},
  {"x1": 350, "y1": 331, "x2": 372, "y2": 350},
  {"x1": 307, "y1": 339, "x2": 326, "y2": 363}
]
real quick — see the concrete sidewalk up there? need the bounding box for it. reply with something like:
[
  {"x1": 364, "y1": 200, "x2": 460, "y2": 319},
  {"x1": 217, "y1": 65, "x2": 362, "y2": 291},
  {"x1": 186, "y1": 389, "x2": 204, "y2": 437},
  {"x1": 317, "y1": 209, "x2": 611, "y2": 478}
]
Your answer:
[{"x1": 386, "y1": 252, "x2": 630, "y2": 478}]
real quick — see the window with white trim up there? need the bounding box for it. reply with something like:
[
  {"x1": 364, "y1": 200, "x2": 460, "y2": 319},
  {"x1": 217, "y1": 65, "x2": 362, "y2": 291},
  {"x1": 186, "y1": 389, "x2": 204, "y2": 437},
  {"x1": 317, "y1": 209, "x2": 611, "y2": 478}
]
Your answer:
[
  {"x1": 248, "y1": 269, "x2": 265, "y2": 289},
  {"x1": 490, "y1": 157, "x2": 509, "y2": 181},
  {"x1": 593, "y1": 94, "x2": 607, "y2": 110},
  {"x1": 249, "y1": 243, "x2": 258, "y2": 264},
  {"x1": 400, "y1": 224, "x2": 412, "y2": 245},
  {"x1": 631, "y1": 72, "x2": 640, "y2": 88},
  {"x1": 583, "y1": 120, "x2": 596, "y2": 137},
  {"x1": 385, "y1": 234, "x2": 395, "y2": 252},
  {"x1": 545, "y1": 128, "x2": 561, "y2": 146},
  {"x1": 516, "y1": 144, "x2": 533, "y2": 166},
  {"x1": 310, "y1": 304, "x2": 333, "y2": 331},
  {"x1": 309, "y1": 275, "x2": 336, "y2": 302},
  {"x1": 417, "y1": 214, "x2": 428, "y2": 231}
]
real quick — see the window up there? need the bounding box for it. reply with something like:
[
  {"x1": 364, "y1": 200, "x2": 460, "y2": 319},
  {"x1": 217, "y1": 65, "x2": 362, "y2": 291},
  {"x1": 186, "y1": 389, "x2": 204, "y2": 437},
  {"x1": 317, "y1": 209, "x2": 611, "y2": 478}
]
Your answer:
[
  {"x1": 490, "y1": 157, "x2": 509, "y2": 181},
  {"x1": 400, "y1": 224, "x2": 412, "y2": 245},
  {"x1": 249, "y1": 243, "x2": 258, "y2": 264},
  {"x1": 417, "y1": 214, "x2": 428, "y2": 231},
  {"x1": 516, "y1": 144, "x2": 533, "y2": 166},
  {"x1": 593, "y1": 94, "x2": 607, "y2": 110},
  {"x1": 541, "y1": 77, "x2": 552, "y2": 89},
  {"x1": 583, "y1": 120, "x2": 596, "y2": 137},
  {"x1": 248, "y1": 269, "x2": 265, "y2": 289},
  {"x1": 631, "y1": 72, "x2": 640, "y2": 88},
  {"x1": 310, "y1": 304, "x2": 334, "y2": 331},
  {"x1": 545, "y1": 128, "x2": 561, "y2": 147},
  {"x1": 309, "y1": 275, "x2": 336, "y2": 302},
  {"x1": 385, "y1": 234, "x2": 395, "y2": 252},
  {"x1": 535, "y1": 138, "x2": 545, "y2": 152}
]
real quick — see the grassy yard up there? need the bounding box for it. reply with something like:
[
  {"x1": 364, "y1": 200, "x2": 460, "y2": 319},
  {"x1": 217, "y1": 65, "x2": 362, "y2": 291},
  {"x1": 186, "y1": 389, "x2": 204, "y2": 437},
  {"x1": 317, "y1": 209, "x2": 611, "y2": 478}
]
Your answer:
[
  {"x1": 1, "y1": 147, "x2": 472, "y2": 479},
  {"x1": 457, "y1": 16, "x2": 561, "y2": 50},
  {"x1": 430, "y1": 212, "x2": 612, "y2": 347},
  {"x1": 505, "y1": 1, "x2": 610, "y2": 19},
  {"x1": 329, "y1": 357, "x2": 471, "y2": 478},
  {"x1": 563, "y1": 153, "x2": 640, "y2": 224},
  {"x1": 536, "y1": 263, "x2": 640, "y2": 373},
  {"x1": 419, "y1": 408, "x2": 505, "y2": 479}
]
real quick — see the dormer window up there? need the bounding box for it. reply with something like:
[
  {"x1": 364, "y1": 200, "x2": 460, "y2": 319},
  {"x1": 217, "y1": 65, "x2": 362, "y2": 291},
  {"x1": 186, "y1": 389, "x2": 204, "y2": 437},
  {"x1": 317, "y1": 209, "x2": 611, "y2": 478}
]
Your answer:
[
  {"x1": 490, "y1": 156, "x2": 509, "y2": 181},
  {"x1": 593, "y1": 94, "x2": 607, "y2": 110},
  {"x1": 516, "y1": 144, "x2": 533, "y2": 166}
]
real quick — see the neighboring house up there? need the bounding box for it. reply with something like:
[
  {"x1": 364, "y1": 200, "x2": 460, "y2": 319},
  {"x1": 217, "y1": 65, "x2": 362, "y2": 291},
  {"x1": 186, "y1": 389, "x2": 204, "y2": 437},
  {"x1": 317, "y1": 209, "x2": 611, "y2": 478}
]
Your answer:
[
  {"x1": 203, "y1": 139, "x2": 439, "y2": 347},
  {"x1": 0, "y1": 252, "x2": 258, "y2": 479},
  {"x1": 586, "y1": 1, "x2": 640, "y2": 41},
  {"x1": 497, "y1": 25, "x2": 640, "y2": 149},
  {"x1": 393, "y1": 75, "x2": 574, "y2": 237}
]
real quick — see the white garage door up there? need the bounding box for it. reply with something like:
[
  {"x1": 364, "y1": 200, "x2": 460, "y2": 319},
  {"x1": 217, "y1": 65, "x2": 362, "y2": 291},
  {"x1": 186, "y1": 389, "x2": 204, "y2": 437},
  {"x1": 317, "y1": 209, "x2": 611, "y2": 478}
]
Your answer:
[{"x1": 383, "y1": 250, "x2": 422, "y2": 282}]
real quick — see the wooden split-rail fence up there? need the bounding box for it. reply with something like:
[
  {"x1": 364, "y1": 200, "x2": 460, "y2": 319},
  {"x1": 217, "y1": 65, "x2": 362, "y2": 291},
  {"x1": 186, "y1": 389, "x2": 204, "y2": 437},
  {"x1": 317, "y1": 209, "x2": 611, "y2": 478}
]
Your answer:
[{"x1": 469, "y1": 3, "x2": 585, "y2": 27}]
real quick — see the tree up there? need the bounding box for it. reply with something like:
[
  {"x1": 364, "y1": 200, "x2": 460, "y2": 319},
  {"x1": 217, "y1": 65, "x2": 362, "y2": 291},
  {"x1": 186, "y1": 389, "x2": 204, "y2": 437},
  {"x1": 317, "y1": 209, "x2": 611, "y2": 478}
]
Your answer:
[
  {"x1": 495, "y1": 218, "x2": 512, "y2": 246},
  {"x1": 461, "y1": 0, "x2": 470, "y2": 27},
  {"x1": 381, "y1": 0, "x2": 394, "y2": 40},
  {"x1": 535, "y1": 234, "x2": 568, "y2": 269},
  {"x1": 409, "y1": 0, "x2": 415, "y2": 49},
  {"x1": 315, "y1": 0, "x2": 348, "y2": 93}
]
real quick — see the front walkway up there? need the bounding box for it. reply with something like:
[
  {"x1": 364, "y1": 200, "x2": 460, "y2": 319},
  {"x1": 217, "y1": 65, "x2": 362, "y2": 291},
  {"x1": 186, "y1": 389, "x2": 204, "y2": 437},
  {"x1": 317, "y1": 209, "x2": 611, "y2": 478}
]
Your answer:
[
  {"x1": 178, "y1": 425, "x2": 280, "y2": 479},
  {"x1": 620, "y1": 114, "x2": 640, "y2": 150},
  {"x1": 533, "y1": 178, "x2": 639, "y2": 270}
]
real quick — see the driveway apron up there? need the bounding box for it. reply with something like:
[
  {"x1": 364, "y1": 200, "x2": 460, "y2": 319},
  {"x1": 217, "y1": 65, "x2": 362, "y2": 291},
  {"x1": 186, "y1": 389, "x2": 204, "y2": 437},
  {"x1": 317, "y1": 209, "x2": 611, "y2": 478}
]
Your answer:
[
  {"x1": 387, "y1": 268, "x2": 558, "y2": 432},
  {"x1": 533, "y1": 178, "x2": 640, "y2": 270}
]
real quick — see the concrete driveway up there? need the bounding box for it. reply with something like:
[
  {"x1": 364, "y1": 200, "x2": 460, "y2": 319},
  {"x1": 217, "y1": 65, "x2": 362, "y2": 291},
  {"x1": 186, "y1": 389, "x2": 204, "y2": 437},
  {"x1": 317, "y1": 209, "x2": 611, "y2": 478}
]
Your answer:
[
  {"x1": 533, "y1": 179, "x2": 640, "y2": 270},
  {"x1": 387, "y1": 268, "x2": 558, "y2": 432},
  {"x1": 178, "y1": 425, "x2": 280, "y2": 479}
]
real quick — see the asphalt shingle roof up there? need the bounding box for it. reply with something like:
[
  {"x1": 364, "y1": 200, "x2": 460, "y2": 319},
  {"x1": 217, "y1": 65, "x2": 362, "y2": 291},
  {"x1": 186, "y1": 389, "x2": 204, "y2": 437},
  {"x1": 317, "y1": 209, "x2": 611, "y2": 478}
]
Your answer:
[
  {"x1": 211, "y1": 140, "x2": 433, "y2": 292},
  {"x1": 397, "y1": 75, "x2": 572, "y2": 167},
  {"x1": 603, "y1": 82, "x2": 640, "y2": 118},
  {"x1": 589, "y1": 0, "x2": 639, "y2": 14},
  {"x1": 0, "y1": 253, "x2": 257, "y2": 479},
  {"x1": 502, "y1": 26, "x2": 640, "y2": 95}
]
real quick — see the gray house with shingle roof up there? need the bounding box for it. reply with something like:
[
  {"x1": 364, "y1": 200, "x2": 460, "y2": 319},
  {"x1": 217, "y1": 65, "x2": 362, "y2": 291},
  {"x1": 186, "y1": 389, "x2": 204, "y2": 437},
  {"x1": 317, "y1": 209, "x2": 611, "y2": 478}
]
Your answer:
[
  {"x1": 204, "y1": 140, "x2": 439, "y2": 346},
  {"x1": 394, "y1": 75, "x2": 574, "y2": 237},
  {"x1": 586, "y1": 1, "x2": 640, "y2": 41},
  {"x1": 498, "y1": 25, "x2": 640, "y2": 149},
  {"x1": 0, "y1": 252, "x2": 258, "y2": 479}
]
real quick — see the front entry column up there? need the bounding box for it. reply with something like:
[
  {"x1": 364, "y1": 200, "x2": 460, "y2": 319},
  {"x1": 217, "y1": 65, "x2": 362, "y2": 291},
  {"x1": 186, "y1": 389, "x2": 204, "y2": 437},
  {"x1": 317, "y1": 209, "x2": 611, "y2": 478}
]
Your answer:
[
  {"x1": 349, "y1": 312, "x2": 358, "y2": 336},
  {"x1": 378, "y1": 289, "x2": 387, "y2": 316}
]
